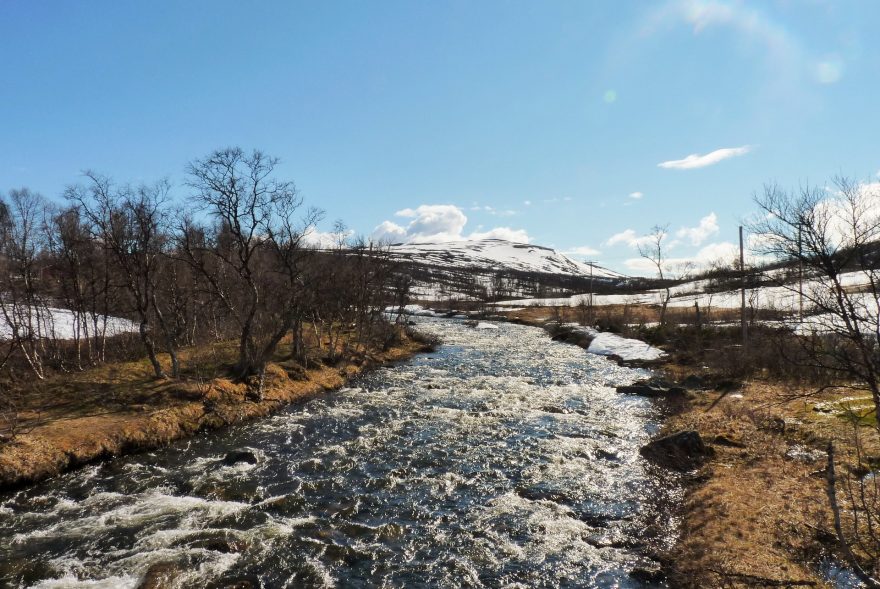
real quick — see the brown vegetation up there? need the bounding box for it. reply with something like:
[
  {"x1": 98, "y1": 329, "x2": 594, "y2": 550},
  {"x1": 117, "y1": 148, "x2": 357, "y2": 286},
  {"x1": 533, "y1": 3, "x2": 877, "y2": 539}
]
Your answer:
[
  {"x1": 0, "y1": 329, "x2": 430, "y2": 490},
  {"x1": 0, "y1": 146, "x2": 431, "y2": 488},
  {"x1": 502, "y1": 302, "x2": 880, "y2": 587}
]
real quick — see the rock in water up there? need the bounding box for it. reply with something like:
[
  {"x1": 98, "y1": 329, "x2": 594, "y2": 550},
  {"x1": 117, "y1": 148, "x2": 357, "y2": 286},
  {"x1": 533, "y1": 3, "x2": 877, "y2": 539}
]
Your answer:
[
  {"x1": 640, "y1": 430, "x2": 712, "y2": 471},
  {"x1": 221, "y1": 449, "x2": 259, "y2": 466},
  {"x1": 138, "y1": 562, "x2": 182, "y2": 589}
]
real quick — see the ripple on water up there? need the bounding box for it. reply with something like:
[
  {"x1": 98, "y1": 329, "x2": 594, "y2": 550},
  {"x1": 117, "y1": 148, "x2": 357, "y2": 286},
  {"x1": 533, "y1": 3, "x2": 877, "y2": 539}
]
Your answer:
[{"x1": 0, "y1": 318, "x2": 678, "y2": 588}]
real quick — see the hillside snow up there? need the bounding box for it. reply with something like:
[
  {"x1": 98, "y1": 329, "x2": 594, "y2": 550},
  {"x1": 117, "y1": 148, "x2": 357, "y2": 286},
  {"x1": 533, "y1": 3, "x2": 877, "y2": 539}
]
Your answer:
[{"x1": 388, "y1": 239, "x2": 622, "y2": 278}]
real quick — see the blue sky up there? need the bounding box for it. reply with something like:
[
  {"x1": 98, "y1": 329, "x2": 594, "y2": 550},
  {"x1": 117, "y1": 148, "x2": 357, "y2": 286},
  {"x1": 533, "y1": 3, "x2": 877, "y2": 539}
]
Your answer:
[{"x1": 1, "y1": 1, "x2": 878, "y2": 273}]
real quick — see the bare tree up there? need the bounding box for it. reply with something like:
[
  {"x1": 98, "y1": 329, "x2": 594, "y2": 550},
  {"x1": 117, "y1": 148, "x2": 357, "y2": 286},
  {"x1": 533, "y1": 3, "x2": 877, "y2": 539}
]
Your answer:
[
  {"x1": 751, "y1": 177, "x2": 880, "y2": 581},
  {"x1": 0, "y1": 188, "x2": 54, "y2": 379},
  {"x1": 48, "y1": 206, "x2": 114, "y2": 368},
  {"x1": 638, "y1": 224, "x2": 672, "y2": 325},
  {"x1": 751, "y1": 178, "x2": 880, "y2": 419},
  {"x1": 66, "y1": 173, "x2": 174, "y2": 378},
  {"x1": 183, "y1": 147, "x2": 320, "y2": 382}
]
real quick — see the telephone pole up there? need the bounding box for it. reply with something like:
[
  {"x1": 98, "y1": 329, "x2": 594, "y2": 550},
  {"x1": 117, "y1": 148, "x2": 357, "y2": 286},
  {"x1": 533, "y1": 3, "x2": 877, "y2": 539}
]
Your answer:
[
  {"x1": 587, "y1": 261, "x2": 597, "y2": 324},
  {"x1": 798, "y1": 222, "x2": 804, "y2": 322},
  {"x1": 740, "y1": 225, "x2": 747, "y2": 346}
]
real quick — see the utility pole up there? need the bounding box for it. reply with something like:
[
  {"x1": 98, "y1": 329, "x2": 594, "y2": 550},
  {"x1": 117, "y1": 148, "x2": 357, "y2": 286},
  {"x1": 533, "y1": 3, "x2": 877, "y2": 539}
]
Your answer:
[
  {"x1": 798, "y1": 222, "x2": 804, "y2": 322},
  {"x1": 740, "y1": 225, "x2": 747, "y2": 346},
  {"x1": 587, "y1": 261, "x2": 597, "y2": 324}
]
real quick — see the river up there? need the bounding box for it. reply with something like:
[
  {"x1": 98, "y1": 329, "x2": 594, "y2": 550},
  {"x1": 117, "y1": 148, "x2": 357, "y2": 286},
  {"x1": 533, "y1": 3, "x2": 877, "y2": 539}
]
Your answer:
[{"x1": 0, "y1": 318, "x2": 680, "y2": 588}]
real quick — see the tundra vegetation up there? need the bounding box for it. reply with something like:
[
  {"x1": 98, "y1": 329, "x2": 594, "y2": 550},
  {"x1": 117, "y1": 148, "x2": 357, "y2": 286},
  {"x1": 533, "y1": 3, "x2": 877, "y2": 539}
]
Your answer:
[{"x1": 0, "y1": 147, "x2": 413, "y2": 443}]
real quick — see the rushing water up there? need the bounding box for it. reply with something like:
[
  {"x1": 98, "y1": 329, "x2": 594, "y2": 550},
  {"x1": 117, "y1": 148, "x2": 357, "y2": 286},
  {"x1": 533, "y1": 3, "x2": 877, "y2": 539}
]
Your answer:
[{"x1": 0, "y1": 318, "x2": 679, "y2": 588}]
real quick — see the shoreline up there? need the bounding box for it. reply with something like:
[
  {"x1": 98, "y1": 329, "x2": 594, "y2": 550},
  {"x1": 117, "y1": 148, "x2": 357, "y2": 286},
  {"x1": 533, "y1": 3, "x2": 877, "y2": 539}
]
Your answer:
[
  {"x1": 0, "y1": 339, "x2": 430, "y2": 492},
  {"x1": 0, "y1": 308, "x2": 847, "y2": 586},
  {"x1": 649, "y1": 363, "x2": 837, "y2": 587},
  {"x1": 487, "y1": 308, "x2": 842, "y2": 587}
]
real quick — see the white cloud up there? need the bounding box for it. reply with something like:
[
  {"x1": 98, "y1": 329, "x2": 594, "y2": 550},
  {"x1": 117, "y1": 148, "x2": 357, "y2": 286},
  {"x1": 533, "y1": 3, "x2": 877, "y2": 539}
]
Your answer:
[
  {"x1": 815, "y1": 181, "x2": 880, "y2": 247},
  {"x1": 624, "y1": 241, "x2": 736, "y2": 274},
  {"x1": 372, "y1": 204, "x2": 530, "y2": 244},
  {"x1": 676, "y1": 212, "x2": 719, "y2": 245},
  {"x1": 623, "y1": 257, "x2": 660, "y2": 273},
  {"x1": 394, "y1": 208, "x2": 418, "y2": 218},
  {"x1": 624, "y1": 238, "x2": 779, "y2": 276},
  {"x1": 629, "y1": 192, "x2": 643, "y2": 199},
  {"x1": 564, "y1": 246, "x2": 602, "y2": 257},
  {"x1": 692, "y1": 241, "x2": 737, "y2": 263},
  {"x1": 371, "y1": 220, "x2": 408, "y2": 244},
  {"x1": 605, "y1": 229, "x2": 657, "y2": 249},
  {"x1": 606, "y1": 229, "x2": 638, "y2": 247},
  {"x1": 402, "y1": 204, "x2": 468, "y2": 241},
  {"x1": 658, "y1": 146, "x2": 751, "y2": 170}
]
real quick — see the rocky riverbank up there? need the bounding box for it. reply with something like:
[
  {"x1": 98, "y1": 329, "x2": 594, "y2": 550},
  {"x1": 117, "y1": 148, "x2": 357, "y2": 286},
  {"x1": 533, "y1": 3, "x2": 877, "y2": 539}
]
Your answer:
[{"x1": 483, "y1": 305, "x2": 856, "y2": 587}]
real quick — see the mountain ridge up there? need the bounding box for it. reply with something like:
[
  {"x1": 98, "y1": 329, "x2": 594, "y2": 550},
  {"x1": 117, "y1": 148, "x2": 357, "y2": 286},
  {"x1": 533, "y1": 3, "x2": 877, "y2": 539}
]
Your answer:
[{"x1": 386, "y1": 238, "x2": 624, "y2": 279}]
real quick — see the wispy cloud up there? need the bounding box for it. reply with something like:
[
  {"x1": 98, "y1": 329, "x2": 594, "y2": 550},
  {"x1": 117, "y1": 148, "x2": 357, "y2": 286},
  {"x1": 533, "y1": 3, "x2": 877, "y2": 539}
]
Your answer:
[
  {"x1": 470, "y1": 204, "x2": 518, "y2": 217},
  {"x1": 628, "y1": 191, "x2": 643, "y2": 199},
  {"x1": 658, "y1": 145, "x2": 751, "y2": 170}
]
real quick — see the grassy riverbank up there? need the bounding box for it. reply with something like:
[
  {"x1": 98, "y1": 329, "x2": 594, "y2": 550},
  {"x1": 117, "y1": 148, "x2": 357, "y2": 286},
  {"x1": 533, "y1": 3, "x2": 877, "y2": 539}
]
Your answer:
[
  {"x1": 0, "y1": 334, "x2": 432, "y2": 490},
  {"x1": 494, "y1": 303, "x2": 873, "y2": 588}
]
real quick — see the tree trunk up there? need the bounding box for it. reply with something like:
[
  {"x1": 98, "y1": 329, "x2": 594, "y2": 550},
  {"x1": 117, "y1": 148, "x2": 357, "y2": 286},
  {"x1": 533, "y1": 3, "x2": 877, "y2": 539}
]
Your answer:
[
  {"x1": 139, "y1": 322, "x2": 166, "y2": 378},
  {"x1": 826, "y1": 442, "x2": 880, "y2": 588}
]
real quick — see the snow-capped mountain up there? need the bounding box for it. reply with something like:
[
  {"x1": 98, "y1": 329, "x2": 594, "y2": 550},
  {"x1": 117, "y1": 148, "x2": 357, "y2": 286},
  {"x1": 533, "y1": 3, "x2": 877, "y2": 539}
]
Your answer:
[
  {"x1": 388, "y1": 239, "x2": 623, "y2": 279},
  {"x1": 385, "y1": 239, "x2": 626, "y2": 301}
]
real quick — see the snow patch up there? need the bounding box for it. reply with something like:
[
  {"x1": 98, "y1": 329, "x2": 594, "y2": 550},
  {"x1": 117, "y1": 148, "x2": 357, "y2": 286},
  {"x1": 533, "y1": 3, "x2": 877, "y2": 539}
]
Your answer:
[
  {"x1": 389, "y1": 238, "x2": 622, "y2": 279},
  {"x1": 0, "y1": 307, "x2": 138, "y2": 341},
  {"x1": 562, "y1": 324, "x2": 665, "y2": 362}
]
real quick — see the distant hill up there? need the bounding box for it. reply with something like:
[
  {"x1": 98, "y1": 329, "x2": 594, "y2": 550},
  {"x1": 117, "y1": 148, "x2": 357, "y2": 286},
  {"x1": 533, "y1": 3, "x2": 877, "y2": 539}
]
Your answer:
[{"x1": 385, "y1": 238, "x2": 627, "y2": 301}]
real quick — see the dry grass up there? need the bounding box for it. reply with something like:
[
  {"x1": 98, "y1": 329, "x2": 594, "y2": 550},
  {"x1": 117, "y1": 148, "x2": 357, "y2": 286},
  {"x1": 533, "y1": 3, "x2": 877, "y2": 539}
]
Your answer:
[
  {"x1": 500, "y1": 303, "x2": 880, "y2": 586},
  {"x1": 500, "y1": 302, "x2": 751, "y2": 329},
  {"x1": 663, "y1": 383, "x2": 835, "y2": 587},
  {"x1": 0, "y1": 330, "x2": 430, "y2": 489}
]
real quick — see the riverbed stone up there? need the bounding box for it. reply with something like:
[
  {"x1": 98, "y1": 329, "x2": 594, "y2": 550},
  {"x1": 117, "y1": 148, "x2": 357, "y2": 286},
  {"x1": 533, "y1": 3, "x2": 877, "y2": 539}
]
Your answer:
[
  {"x1": 630, "y1": 562, "x2": 665, "y2": 583},
  {"x1": 679, "y1": 374, "x2": 707, "y2": 390},
  {"x1": 138, "y1": 562, "x2": 183, "y2": 589},
  {"x1": 616, "y1": 380, "x2": 686, "y2": 398},
  {"x1": 221, "y1": 449, "x2": 259, "y2": 466},
  {"x1": 640, "y1": 430, "x2": 713, "y2": 471}
]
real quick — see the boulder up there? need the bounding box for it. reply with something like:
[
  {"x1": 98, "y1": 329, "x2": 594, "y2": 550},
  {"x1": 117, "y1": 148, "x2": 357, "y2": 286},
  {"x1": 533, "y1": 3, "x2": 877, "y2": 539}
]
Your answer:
[
  {"x1": 679, "y1": 374, "x2": 707, "y2": 390},
  {"x1": 630, "y1": 562, "x2": 665, "y2": 584},
  {"x1": 221, "y1": 449, "x2": 259, "y2": 466},
  {"x1": 640, "y1": 430, "x2": 712, "y2": 471},
  {"x1": 616, "y1": 378, "x2": 686, "y2": 398},
  {"x1": 138, "y1": 562, "x2": 183, "y2": 589}
]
